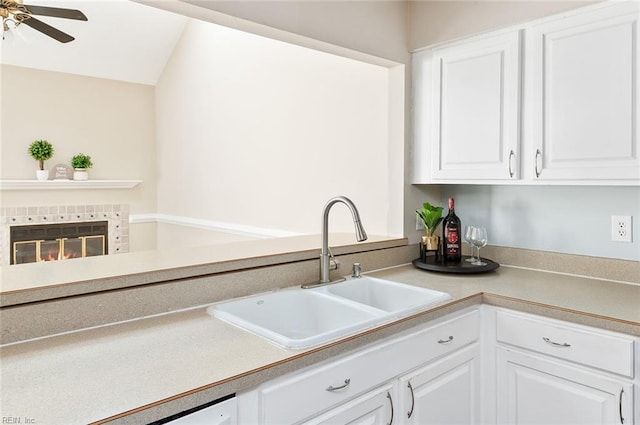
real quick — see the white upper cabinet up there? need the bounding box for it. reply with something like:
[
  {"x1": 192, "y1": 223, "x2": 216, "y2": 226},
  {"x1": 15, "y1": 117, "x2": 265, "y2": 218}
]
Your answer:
[
  {"x1": 412, "y1": 1, "x2": 640, "y2": 185},
  {"x1": 430, "y1": 30, "x2": 522, "y2": 181},
  {"x1": 530, "y1": 2, "x2": 640, "y2": 181}
]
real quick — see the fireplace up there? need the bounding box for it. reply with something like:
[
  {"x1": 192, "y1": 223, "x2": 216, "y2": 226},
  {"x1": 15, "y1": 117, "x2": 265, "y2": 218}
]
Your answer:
[
  {"x1": 0, "y1": 204, "x2": 130, "y2": 266},
  {"x1": 11, "y1": 221, "x2": 108, "y2": 264}
]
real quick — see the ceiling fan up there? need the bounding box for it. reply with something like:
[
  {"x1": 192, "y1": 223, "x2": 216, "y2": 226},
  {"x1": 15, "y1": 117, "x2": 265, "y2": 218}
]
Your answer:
[{"x1": 1, "y1": 0, "x2": 87, "y2": 43}]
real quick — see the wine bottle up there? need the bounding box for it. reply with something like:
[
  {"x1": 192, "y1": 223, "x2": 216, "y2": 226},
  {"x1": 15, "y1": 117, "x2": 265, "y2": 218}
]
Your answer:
[{"x1": 442, "y1": 197, "x2": 462, "y2": 263}]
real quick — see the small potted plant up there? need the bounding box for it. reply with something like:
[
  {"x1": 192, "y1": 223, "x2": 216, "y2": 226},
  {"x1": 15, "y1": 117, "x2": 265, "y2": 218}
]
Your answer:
[
  {"x1": 71, "y1": 153, "x2": 93, "y2": 181},
  {"x1": 28, "y1": 139, "x2": 54, "y2": 181},
  {"x1": 416, "y1": 202, "x2": 444, "y2": 251}
]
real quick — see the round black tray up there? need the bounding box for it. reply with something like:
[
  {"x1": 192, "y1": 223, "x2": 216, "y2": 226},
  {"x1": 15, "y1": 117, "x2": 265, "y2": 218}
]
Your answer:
[{"x1": 412, "y1": 255, "x2": 499, "y2": 274}]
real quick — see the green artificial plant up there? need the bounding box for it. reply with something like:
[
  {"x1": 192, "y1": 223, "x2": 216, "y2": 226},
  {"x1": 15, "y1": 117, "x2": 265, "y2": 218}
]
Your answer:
[
  {"x1": 416, "y1": 202, "x2": 444, "y2": 237},
  {"x1": 71, "y1": 153, "x2": 93, "y2": 169},
  {"x1": 28, "y1": 140, "x2": 54, "y2": 170}
]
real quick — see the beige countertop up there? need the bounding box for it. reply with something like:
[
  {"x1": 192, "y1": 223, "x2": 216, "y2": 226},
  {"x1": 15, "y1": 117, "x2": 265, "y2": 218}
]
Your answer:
[
  {"x1": 0, "y1": 234, "x2": 405, "y2": 306},
  {"x1": 1, "y1": 264, "x2": 639, "y2": 424}
]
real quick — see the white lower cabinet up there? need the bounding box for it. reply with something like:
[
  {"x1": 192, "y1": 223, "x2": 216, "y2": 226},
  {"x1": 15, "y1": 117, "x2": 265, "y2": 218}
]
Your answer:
[
  {"x1": 492, "y1": 308, "x2": 637, "y2": 425},
  {"x1": 496, "y1": 348, "x2": 632, "y2": 425},
  {"x1": 302, "y1": 384, "x2": 396, "y2": 425},
  {"x1": 237, "y1": 308, "x2": 480, "y2": 424},
  {"x1": 398, "y1": 343, "x2": 481, "y2": 425},
  {"x1": 237, "y1": 306, "x2": 638, "y2": 425}
]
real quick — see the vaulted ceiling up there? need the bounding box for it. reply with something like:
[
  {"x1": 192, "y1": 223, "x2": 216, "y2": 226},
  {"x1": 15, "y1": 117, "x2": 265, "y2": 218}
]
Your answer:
[{"x1": 1, "y1": 0, "x2": 188, "y2": 85}]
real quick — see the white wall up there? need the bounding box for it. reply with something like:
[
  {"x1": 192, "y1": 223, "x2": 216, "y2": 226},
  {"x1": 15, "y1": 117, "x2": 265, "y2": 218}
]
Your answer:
[
  {"x1": 146, "y1": 0, "x2": 419, "y2": 246},
  {"x1": 155, "y1": 20, "x2": 393, "y2": 237}
]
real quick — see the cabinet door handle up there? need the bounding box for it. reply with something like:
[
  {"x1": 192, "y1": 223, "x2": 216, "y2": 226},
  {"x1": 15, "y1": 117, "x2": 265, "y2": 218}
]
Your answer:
[
  {"x1": 325, "y1": 378, "x2": 350, "y2": 392},
  {"x1": 438, "y1": 336, "x2": 454, "y2": 344},
  {"x1": 407, "y1": 381, "x2": 415, "y2": 418},
  {"x1": 619, "y1": 388, "x2": 625, "y2": 424},
  {"x1": 542, "y1": 337, "x2": 571, "y2": 348},
  {"x1": 534, "y1": 149, "x2": 542, "y2": 178},
  {"x1": 508, "y1": 150, "x2": 515, "y2": 178},
  {"x1": 387, "y1": 392, "x2": 394, "y2": 425}
]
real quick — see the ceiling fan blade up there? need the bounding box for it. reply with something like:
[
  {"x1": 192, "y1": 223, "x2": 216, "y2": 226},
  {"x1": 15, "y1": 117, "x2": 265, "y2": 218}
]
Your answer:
[
  {"x1": 21, "y1": 16, "x2": 75, "y2": 43},
  {"x1": 23, "y1": 4, "x2": 87, "y2": 21}
]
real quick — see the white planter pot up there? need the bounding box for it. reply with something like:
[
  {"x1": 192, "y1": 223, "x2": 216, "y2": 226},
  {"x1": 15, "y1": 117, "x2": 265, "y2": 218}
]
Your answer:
[
  {"x1": 73, "y1": 169, "x2": 89, "y2": 181},
  {"x1": 36, "y1": 169, "x2": 49, "y2": 181}
]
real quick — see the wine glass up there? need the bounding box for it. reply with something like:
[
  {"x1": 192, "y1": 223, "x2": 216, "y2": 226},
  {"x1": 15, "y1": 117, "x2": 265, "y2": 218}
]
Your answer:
[
  {"x1": 464, "y1": 225, "x2": 477, "y2": 262},
  {"x1": 471, "y1": 227, "x2": 488, "y2": 266}
]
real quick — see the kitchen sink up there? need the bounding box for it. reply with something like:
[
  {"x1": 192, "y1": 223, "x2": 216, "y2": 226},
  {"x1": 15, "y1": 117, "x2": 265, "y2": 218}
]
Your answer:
[
  {"x1": 207, "y1": 290, "x2": 384, "y2": 349},
  {"x1": 207, "y1": 278, "x2": 451, "y2": 349},
  {"x1": 315, "y1": 276, "x2": 452, "y2": 316}
]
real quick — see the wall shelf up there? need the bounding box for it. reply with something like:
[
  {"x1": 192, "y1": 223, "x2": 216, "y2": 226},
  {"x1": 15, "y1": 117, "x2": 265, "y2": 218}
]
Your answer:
[{"x1": 0, "y1": 180, "x2": 142, "y2": 190}]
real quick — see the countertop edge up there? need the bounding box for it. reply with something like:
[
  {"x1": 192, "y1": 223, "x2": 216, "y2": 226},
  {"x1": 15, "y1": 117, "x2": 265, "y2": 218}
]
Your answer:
[{"x1": 0, "y1": 235, "x2": 408, "y2": 307}]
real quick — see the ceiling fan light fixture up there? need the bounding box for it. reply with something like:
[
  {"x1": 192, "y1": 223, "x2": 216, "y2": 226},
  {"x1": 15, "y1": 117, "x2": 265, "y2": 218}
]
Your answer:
[
  {"x1": 1, "y1": 0, "x2": 23, "y2": 40},
  {"x1": 1, "y1": 0, "x2": 86, "y2": 43},
  {"x1": 3, "y1": 17, "x2": 15, "y2": 29}
]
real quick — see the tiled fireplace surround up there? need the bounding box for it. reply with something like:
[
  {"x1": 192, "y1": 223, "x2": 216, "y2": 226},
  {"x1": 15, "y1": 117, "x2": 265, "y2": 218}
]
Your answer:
[{"x1": 0, "y1": 204, "x2": 129, "y2": 266}]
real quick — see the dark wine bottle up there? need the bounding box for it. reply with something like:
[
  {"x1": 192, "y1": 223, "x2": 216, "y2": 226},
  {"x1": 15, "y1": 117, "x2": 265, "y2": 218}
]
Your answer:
[{"x1": 442, "y1": 197, "x2": 462, "y2": 263}]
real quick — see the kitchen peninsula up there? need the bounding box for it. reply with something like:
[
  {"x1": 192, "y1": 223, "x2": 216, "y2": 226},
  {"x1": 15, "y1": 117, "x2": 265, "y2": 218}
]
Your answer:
[{"x1": 1, "y1": 236, "x2": 638, "y2": 423}]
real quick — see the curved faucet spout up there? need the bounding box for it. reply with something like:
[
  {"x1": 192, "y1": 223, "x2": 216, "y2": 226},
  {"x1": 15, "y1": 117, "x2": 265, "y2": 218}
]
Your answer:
[{"x1": 319, "y1": 196, "x2": 368, "y2": 284}]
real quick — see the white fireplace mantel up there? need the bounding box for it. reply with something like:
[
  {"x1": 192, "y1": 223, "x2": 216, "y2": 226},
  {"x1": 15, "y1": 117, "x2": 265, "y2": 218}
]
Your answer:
[{"x1": 0, "y1": 180, "x2": 142, "y2": 190}]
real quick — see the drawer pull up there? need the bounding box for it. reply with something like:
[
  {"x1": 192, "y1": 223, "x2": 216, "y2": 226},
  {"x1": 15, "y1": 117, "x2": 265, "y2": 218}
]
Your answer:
[
  {"x1": 535, "y1": 149, "x2": 542, "y2": 178},
  {"x1": 387, "y1": 392, "x2": 394, "y2": 425},
  {"x1": 543, "y1": 337, "x2": 571, "y2": 348},
  {"x1": 619, "y1": 388, "x2": 625, "y2": 424},
  {"x1": 438, "y1": 336, "x2": 454, "y2": 344},
  {"x1": 407, "y1": 381, "x2": 415, "y2": 418},
  {"x1": 508, "y1": 150, "x2": 515, "y2": 178},
  {"x1": 326, "y1": 378, "x2": 350, "y2": 392}
]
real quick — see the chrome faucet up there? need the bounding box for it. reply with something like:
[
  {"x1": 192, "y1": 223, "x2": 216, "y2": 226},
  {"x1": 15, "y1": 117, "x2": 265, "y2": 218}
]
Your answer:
[{"x1": 303, "y1": 196, "x2": 367, "y2": 288}]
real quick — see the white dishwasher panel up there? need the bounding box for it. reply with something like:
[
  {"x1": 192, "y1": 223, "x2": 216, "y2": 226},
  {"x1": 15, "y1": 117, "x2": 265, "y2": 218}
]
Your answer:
[{"x1": 167, "y1": 397, "x2": 237, "y2": 425}]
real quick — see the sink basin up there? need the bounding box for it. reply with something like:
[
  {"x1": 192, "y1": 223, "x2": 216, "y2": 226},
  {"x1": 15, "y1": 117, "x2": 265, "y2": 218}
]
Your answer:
[
  {"x1": 207, "y1": 290, "x2": 384, "y2": 349},
  {"x1": 207, "y1": 278, "x2": 451, "y2": 349},
  {"x1": 316, "y1": 277, "x2": 452, "y2": 316}
]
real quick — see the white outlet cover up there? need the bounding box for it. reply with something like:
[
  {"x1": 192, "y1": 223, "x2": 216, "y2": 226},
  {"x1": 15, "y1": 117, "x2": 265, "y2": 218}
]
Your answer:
[{"x1": 611, "y1": 215, "x2": 632, "y2": 242}]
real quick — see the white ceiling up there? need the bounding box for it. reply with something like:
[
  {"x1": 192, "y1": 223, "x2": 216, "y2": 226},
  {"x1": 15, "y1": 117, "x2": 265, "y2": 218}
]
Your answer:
[{"x1": 0, "y1": 0, "x2": 188, "y2": 85}]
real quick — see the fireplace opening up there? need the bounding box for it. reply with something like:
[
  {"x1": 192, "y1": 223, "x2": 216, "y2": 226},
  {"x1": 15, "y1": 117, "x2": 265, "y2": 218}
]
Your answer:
[{"x1": 10, "y1": 221, "x2": 108, "y2": 265}]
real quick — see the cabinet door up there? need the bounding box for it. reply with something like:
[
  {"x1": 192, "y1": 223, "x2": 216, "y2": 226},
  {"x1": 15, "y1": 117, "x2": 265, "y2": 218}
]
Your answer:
[
  {"x1": 496, "y1": 348, "x2": 633, "y2": 425},
  {"x1": 431, "y1": 30, "x2": 521, "y2": 181},
  {"x1": 398, "y1": 344, "x2": 480, "y2": 425},
  {"x1": 302, "y1": 384, "x2": 395, "y2": 425},
  {"x1": 531, "y1": 2, "x2": 640, "y2": 181}
]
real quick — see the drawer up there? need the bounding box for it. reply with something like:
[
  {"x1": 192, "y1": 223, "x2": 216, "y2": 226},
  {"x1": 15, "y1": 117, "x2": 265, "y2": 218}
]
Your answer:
[
  {"x1": 410, "y1": 308, "x2": 480, "y2": 364},
  {"x1": 259, "y1": 340, "x2": 395, "y2": 424},
  {"x1": 259, "y1": 309, "x2": 480, "y2": 424},
  {"x1": 496, "y1": 310, "x2": 635, "y2": 377}
]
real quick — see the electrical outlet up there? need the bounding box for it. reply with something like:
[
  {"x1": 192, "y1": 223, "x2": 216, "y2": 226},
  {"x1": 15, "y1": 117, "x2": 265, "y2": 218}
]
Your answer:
[
  {"x1": 611, "y1": 215, "x2": 632, "y2": 242},
  {"x1": 416, "y1": 216, "x2": 425, "y2": 231}
]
